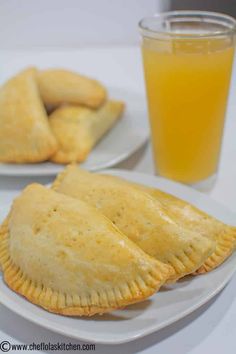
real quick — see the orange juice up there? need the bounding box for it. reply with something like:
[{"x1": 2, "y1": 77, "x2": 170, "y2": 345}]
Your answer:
[{"x1": 142, "y1": 37, "x2": 235, "y2": 183}]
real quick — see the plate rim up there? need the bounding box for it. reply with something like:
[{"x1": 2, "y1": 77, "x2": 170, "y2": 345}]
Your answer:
[
  {"x1": 0, "y1": 169, "x2": 235, "y2": 344},
  {"x1": 0, "y1": 138, "x2": 148, "y2": 177},
  {"x1": 0, "y1": 259, "x2": 235, "y2": 345}
]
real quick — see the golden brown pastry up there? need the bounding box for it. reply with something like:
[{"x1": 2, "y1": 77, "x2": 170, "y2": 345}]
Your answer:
[
  {"x1": 49, "y1": 100, "x2": 124, "y2": 164},
  {"x1": 0, "y1": 184, "x2": 171, "y2": 316},
  {"x1": 134, "y1": 186, "x2": 236, "y2": 274},
  {"x1": 0, "y1": 68, "x2": 57, "y2": 163},
  {"x1": 52, "y1": 166, "x2": 215, "y2": 282},
  {"x1": 37, "y1": 69, "x2": 106, "y2": 108}
]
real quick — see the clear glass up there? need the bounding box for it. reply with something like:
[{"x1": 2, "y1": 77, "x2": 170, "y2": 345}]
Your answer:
[{"x1": 139, "y1": 11, "x2": 236, "y2": 188}]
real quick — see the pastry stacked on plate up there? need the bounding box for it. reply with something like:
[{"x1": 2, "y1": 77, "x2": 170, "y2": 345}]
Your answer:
[
  {"x1": 0, "y1": 68, "x2": 124, "y2": 164},
  {"x1": 0, "y1": 166, "x2": 235, "y2": 316}
]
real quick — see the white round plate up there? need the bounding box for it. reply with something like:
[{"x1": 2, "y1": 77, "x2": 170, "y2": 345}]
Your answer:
[
  {"x1": 0, "y1": 88, "x2": 148, "y2": 176},
  {"x1": 0, "y1": 170, "x2": 235, "y2": 344}
]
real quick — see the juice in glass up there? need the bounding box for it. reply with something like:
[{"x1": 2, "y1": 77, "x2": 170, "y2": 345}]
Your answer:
[{"x1": 140, "y1": 12, "x2": 236, "y2": 185}]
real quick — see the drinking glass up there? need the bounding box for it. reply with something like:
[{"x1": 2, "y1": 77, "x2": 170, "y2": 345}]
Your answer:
[{"x1": 139, "y1": 11, "x2": 236, "y2": 187}]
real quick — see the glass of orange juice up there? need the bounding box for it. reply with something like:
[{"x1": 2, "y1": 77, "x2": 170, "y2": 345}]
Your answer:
[{"x1": 139, "y1": 11, "x2": 236, "y2": 188}]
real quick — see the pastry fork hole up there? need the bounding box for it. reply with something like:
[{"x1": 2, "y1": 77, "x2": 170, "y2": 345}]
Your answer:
[{"x1": 46, "y1": 205, "x2": 60, "y2": 220}]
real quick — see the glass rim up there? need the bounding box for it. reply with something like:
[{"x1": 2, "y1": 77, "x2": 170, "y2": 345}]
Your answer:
[{"x1": 139, "y1": 10, "x2": 236, "y2": 40}]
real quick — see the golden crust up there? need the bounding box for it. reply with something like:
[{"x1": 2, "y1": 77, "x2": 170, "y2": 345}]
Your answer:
[
  {"x1": 52, "y1": 166, "x2": 216, "y2": 282},
  {"x1": 196, "y1": 229, "x2": 236, "y2": 273},
  {"x1": 49, "y1": 100, "x2": 124, "y2": 164},
  {"x1": 132, "y1": 186, "x2": 236, "y2": 274},
  {"x1": 0, "y1": 184, "x2": 170, "y2": 316},
  {"x1": 0, "y1": 68, "x2": 58, "y2": 163},
  {"x1": 195, "y1": 225, "x2": 236, "y2": 274},
  {"x1": 37, "y1": 69, "x2": 106, "y2": 108},
  {"x1": 0, "y1": 217, "x2": 9, "y2": 272}
]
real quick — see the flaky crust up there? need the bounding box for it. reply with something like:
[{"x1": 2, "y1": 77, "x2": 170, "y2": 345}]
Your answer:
[
  {"x1": 0, "y1": 68, "x2": 58, "y2": 163},
  {"x1": 49, "y1": 100, "x2": 124, "y2": 164},
  {"x1": 52, "y1": 166, "x2": 216, "y2": 282},
  {"x1": 0, "y1": 184, "x2": 170, "y2": 316},
  {"x1": 37, "y1": 69, "x2": 106, "y2": 108},
  {"x1": 134, "y1": 186, "x2": 236, "y2": 274}
]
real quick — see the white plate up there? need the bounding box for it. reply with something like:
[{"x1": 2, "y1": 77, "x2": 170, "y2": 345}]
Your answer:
[
  {"x1": 0, "y1": 88, "x2": 148, "y2": 176},
  {"x1": 0, "y1": 170, "x2": 235, "y2": 344}
]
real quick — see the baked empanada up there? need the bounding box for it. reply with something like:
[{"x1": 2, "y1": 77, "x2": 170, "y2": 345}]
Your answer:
[
  {"x1": 0, "y1": 184, "x2": 171, "y2": 316},
  {"x1": 49, "y1": 100, "x2": 124, "y2": 164},
  {"x1": 0, "y1": 68, "x2": 57, "y2": 163},
  {"x1": 134, "y1": 187, "x2": 236, "y2": 274},
  {"x1": 37, "y1": 69, "x2": 106, "y2": 108},
  {"x1": 52, "y1": 166, "x2": 215, "y2": 281}
]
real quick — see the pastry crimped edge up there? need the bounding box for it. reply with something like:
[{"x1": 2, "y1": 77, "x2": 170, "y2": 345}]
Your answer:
[
  {"x1": 159, "y1": 236, "x2": 215, "y2": 283},
  {"x1": 143, "y1": 188, "x2": 236, "y2": 275},
  {"x1": 0, "y1": 215, "x2": 171, "y2": 316},
  {"x1": 0, "y1": 140, "x2": 58, "y2": 164},
  {"x1": 52, "y1": 166, "x2": 215, "y2": 283},
  {"x1": 50, "y1": 149, "x2": 89, "y2": 165},
  {"x1": 194, "y1": 227, "x2": 236, "y2": 274}
]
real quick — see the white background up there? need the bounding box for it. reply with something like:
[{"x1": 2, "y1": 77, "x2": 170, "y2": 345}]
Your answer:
[
  {"x1": 0, "y1": 0, "x2": 170, "y2": 47},
  {"x1": 0, "y1": 1, "x2": 236, "y2": 354}
]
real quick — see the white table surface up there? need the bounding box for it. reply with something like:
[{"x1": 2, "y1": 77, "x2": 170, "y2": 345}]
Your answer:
[{"x1": 0, "y1": 46, "x2": 235, "y2": 354}]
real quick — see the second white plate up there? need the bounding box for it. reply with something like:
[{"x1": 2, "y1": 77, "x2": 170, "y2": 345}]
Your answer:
[{"x1": 0, "y1": 88, "x2": 148, "y2": 176}]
